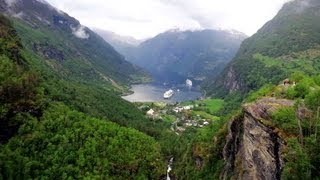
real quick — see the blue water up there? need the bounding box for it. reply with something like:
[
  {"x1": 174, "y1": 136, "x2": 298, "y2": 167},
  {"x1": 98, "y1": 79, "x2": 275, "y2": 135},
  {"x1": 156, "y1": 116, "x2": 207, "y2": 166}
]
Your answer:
[{"x1": 122, "y1": 84, "x2": 202, "y2": 103}]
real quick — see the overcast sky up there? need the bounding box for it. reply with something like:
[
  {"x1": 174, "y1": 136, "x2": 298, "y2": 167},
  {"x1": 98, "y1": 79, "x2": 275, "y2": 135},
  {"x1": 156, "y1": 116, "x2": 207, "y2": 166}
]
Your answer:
[{"x1": 46, "y1": 0, "x2": 292, "y2": 39}]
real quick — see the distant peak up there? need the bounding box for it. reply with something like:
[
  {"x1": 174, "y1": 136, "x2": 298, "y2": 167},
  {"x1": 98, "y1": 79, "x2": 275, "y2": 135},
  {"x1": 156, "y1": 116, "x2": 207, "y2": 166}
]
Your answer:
[
  {"x1": 167, "y1": 28, "x2": 182, "y2": 33},
  {"x1": 35, "y1": 0, "x2": 49, "y2": 5},
  {"x1": 93, "y1": 28, "x2": 142, "y2": 46}
]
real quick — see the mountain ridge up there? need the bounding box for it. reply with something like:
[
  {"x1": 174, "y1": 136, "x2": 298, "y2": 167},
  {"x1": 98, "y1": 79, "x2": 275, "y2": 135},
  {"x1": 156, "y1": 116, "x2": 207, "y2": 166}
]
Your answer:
[
  {"x1": 120, "y1": 29, "x2": 247, "y2": 84},
  {"x1": 0, "y1": 0, "x2": 148, "y2": 88},
  {"x1": 207, "y1": 0, "x2": 320, "y2": 97}
]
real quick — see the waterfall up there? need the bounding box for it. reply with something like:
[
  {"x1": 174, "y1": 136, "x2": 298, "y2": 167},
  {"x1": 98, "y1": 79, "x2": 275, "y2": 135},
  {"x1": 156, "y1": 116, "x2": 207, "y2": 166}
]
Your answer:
[{"x1": 167, "y1": 157, "x2": 174, "y2": 180}]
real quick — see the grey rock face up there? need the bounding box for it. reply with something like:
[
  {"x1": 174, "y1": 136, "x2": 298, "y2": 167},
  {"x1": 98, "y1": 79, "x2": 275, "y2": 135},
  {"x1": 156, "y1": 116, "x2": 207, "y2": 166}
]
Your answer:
[
  {"x1": 223, "y1": 67, "x2": 244, "y2": 92},
  {"x1": 222, "y1": 98, "x2": 294, "y2": 180}
]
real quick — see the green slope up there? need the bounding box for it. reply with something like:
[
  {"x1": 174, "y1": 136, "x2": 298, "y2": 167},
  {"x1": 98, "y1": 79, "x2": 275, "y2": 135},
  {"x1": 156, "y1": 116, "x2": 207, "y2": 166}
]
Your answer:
[
  {"x1": 207, "y1": 0, "x2": 320, "y2": 97},
  {"x1": 0, "y1": 0, "x2": 166, "y2": 136},
  {"x1": 176, "y1": 1, "x2": 320, "y2": 178},
  {"x1": 0, "y1": 103, "x2": 164, "y2": 179},
  {"x1": 0, "y1": 12, "x2": 165, "y2": 179},
  {"x1": 1, "y1": 0, "x2": 148, "y2": 89}
]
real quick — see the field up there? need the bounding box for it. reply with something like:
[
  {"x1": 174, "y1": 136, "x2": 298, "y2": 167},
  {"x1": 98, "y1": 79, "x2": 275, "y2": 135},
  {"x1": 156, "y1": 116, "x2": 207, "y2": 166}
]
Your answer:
[{"x1": 202, "y1": 98, "x2": 224, "y2": 114}]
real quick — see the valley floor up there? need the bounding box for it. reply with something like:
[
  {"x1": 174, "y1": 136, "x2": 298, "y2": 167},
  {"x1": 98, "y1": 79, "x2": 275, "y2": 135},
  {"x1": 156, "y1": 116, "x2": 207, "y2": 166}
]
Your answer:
[{"x1": 134, "y1": 98, "x2": 225, "y2": 178}]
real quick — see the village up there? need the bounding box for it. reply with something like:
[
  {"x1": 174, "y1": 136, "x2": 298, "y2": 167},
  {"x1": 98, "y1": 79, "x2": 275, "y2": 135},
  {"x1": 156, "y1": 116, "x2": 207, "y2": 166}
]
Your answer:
[{"x1": 136, "y1": 98, "x2": 223, "y2": 135}]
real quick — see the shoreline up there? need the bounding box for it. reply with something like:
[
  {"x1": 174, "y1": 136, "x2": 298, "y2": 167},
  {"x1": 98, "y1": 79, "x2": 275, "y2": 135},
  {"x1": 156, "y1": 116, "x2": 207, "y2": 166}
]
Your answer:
[{"x1": 122, "y1": 84, "x2": 203, "y2": 103}]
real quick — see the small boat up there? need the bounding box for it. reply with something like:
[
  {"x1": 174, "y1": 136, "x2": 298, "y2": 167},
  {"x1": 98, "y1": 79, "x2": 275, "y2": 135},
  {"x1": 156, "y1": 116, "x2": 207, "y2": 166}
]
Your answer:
[{"x1": 163, "y1": 89, "x2": 174, "y2": 99}]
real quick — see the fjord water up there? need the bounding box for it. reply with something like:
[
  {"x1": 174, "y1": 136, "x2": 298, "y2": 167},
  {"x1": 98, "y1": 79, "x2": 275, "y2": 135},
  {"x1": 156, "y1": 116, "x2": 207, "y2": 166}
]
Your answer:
[{"x1": 122, "y1": 84, "x2": 202, "y2": 103}]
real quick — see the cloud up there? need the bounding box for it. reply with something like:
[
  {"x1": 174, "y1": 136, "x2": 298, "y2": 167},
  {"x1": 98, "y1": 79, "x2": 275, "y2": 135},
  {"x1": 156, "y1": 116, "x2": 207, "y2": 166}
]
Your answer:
[
  {"x1": 294, "y1": 0, "x2": 312, "y2": 13},
  {"x1": 46, "y1": 0, "x2": 292, "y2": 39},
  {"x1": 5, "y1": 0, "x2": 19, "y2": 7},
  {"x1": 71, "y1": 25, "x2": 90, "y2": 39}
]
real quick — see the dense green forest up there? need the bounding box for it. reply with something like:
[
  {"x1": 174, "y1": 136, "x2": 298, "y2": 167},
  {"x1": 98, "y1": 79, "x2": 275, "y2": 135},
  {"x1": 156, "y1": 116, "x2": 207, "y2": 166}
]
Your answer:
[
  {"x1": 0, "y1": 13, "x2": 167, "y2": 179},
  {"x1": 0, "y1": 103, "x2": 164, "y2": 179},
  {"x1": 2, "y1": 0, "x2": 320, "y2": 179}
]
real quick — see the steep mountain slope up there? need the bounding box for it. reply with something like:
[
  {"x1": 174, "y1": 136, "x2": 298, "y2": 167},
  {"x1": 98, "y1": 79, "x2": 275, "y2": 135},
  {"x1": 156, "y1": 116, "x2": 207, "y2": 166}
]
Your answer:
[
  {"x1": 172, "y1": 1, "x2": 320, "y2": 178},
  {"x1": 94, "y1": 28, "x2": 143, "y2": 68},
  {"x1": 222, "y1": 98, "x2": 292, "y2": 180},
  {"x1": 208, "y1": 0, "x2": 320, "y2": 96},
  {"x1": 94, "y1": 28, "x2": 141, "y2": 52},
  {"x1": 0, "y1": 0, "x2": 147, "y2": 88},
  {"x1": 0, "y1": 0, "x2": 171, "y2": 139},
  {"x1": 0, "y1": 14, "x2": 165, "y2": 179},
  {"x1": 175, "y1": 73, "x2": 320, "y2": 179},
  {"x1": 127, "y1": 29, "x2": 247, "y2": 84}
]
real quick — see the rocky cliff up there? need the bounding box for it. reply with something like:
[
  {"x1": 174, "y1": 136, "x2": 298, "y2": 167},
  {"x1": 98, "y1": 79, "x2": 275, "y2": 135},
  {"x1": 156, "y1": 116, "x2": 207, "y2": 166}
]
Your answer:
[{"x1": 222, "y1": 98, "x2": 294, "y2": 180}]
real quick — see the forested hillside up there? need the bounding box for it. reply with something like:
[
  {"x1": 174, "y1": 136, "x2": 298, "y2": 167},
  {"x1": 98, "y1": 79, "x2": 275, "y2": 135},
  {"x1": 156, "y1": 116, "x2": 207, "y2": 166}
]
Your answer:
[
  {"x1": 0, "y1": 3, "x2": 166, "y2": 178},
  {"x1": 172, "y1": 73, "x2": 320, "y2": 179},
  {"x1": 2, "y1": 0, "x2": 320, "y2": 179},
  {"x1": 0, "y1": 0, "x2": 163, "y2": 134},
  {"x1": 177, "y1": 0, "x2": 320, "y2": 179},
  {"x1": 207, "y1": 0, "x2": 320, "y2": 97},
  {"x1": 0, "y1": 0, "x2": 148, "y2": 88}
]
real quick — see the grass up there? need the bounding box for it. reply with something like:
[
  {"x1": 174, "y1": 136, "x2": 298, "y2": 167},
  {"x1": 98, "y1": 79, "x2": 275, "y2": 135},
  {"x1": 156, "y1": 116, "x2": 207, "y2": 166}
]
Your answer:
[
  {"x1": 192, "y1": 111, "x2": 220, "y2": 121},
  {"x1": 180, "y1": 99, "x2": 224, "y2": 114},
  {"x1": 253, "y1": 53, "x2": 283, "y2": 67},
  {"x1": 254, "y1": 53, "x2": 320, "y2": 76},
  {"x1": 203, "y1": 99, "x2": 224, "y2": 114},
  {"x1": 163, "y1": 114, "x2": 176, "y2": 123}
]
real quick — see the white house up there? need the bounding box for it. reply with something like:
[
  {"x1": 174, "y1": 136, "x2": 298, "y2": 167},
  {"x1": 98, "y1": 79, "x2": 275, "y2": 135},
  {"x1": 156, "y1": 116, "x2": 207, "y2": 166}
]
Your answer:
[
  {"x1": 173, "y1": 107, "x2": 184, "y2": 113},
  {"x1": 183, "y1": 105, "x2": 194, "y2": 110},
  {"x1": 146, "y1": 109, "x2": 155, "y2": 116}
]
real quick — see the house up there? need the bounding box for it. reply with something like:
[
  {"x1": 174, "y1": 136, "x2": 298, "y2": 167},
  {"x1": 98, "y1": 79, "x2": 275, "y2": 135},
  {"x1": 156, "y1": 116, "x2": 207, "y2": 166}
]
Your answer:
[
  {"x1": 146, "y1": 109, "x2": 155, "y2": 116},
  {"x1": 173, "y1": 107, "x2": 184, "y2": 113},
  {"x1": 183, "y1": 105, "x2": 194, "y2": 110}
]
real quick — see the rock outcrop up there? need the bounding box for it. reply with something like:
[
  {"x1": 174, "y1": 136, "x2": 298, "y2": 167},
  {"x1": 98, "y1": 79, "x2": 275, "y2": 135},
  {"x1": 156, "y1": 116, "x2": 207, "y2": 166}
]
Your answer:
[
  {"x1": 32, "y1": 43, "x2": 65, "y2": 61},
  {"x1": 221, "y1": 98, "x2": 294, "y2": 180},
  {"x1": 223, "y1": 67, "x2": 245, "y2": 93}
]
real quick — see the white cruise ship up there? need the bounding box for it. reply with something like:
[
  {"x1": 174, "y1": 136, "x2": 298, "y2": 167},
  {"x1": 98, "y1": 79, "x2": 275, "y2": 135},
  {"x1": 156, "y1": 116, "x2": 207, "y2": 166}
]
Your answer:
[
  {"x1": 186, "y1": 79, "x2": 193, "y2": 88},
  {"x1": 163, "y1": 89, "x2": 174, "y2": 99}
]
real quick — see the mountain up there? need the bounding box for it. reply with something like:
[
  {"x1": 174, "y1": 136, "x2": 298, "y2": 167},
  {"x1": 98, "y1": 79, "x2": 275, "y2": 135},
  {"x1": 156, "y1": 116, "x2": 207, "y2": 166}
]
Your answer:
[
  {"x1": 207, "y1": 0, "x2": 320, "y2": 97},
  {"x1": 125, "y1": 29, "x2": 247, "y2": 84},
  {"x1": 0, "y1": 12, "x2": 165, "y2": 178},
  {"x1": 0, "y1": 0, "x2": 148, "y2": 88},
  {"x1": 0, "y1": 0, "x2": 167, "y2": 137},
  {"x1": 3, "y1": 0, "x2": 320, "y2": 179},
  {"x1": 93, "y1": 28, "x2": 142, "y2": 64},
  {"x1": 94, "y1": 28, "x2": 141, "y2": 48},
  {"x1": 172, "y1": 0, "x2": 320, "y2": 179}
]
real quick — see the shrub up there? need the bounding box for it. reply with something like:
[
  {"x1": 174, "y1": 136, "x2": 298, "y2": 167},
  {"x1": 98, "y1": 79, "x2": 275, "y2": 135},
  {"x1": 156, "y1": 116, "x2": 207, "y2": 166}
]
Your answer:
[{"x1": 271, "y1": 107, "x2": 298, "y2": 134}]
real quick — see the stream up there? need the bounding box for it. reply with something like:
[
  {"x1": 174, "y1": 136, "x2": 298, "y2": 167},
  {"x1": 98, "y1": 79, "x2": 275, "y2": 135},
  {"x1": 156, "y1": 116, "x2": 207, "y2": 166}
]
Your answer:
[{"x1": 167, "y1": 157, "x2": 173, "y2": 180}]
